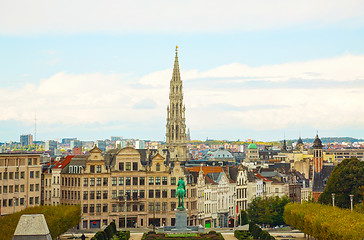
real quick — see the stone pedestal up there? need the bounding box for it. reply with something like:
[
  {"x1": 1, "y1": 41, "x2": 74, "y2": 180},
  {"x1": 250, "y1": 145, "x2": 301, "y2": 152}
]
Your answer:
[
  {"x1": 172, "y1": 208, "x2": 191, "y2": 233},
  {"x1": 12, "y1": 214, "x2": 52, "y2": 240}
]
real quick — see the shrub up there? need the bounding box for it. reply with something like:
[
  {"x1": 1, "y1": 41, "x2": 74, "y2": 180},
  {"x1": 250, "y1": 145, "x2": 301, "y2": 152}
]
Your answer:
[{"x1": 284, "y1": 202, "x2": 364, "y2": 240}]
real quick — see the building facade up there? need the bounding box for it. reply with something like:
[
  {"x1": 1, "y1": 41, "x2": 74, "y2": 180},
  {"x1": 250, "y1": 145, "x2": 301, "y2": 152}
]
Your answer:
[{"x1": 0, "y1": 154, "x2": 42, "y2": 215}]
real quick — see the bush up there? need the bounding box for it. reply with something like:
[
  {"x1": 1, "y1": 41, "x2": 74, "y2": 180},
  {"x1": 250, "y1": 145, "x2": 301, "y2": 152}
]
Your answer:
[
  {"x1": 0, "y1": 204, "x2": 81, "y2": 240},
  {"x1": 284, "y1": 202, "x2": 364, "y2": 240},
  {"x1": 234, "y1": 230, "x2": 251, "y2": 240},
  {"x1": 110, "y1": 221, "x2": 117, "y2": 234}
]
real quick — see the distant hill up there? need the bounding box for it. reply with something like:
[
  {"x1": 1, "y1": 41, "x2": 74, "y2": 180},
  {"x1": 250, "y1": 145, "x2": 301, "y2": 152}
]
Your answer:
[{"x1": 290, "y1": 137, "x2": 364, "y2": 144}]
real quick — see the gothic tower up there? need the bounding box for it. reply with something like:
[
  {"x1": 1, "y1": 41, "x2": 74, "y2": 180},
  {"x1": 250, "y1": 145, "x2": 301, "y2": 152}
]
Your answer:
[
  {"x1": 166, "y1": 46, "x2": 188, "y2": 161},
  {"x1": 312, "y1": 133, "x2": 323, "y2": 173}
]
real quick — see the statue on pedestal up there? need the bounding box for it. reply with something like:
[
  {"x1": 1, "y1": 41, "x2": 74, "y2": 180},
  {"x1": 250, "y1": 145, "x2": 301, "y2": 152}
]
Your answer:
[{"x1": 176, "y1": 177, "x2": 186, "y2": 209}]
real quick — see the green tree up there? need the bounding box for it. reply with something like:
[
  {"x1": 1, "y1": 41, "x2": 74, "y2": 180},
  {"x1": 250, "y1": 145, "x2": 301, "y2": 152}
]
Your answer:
[
  {"x1": 318, "y1": 158, "x2": 364, "y2": 208},
  {"x1": 237, "y1": 210, "x2": 249, "y2": 225},
  {"x1": 247, "y1": 195, "x2": 290, "y2": 227}
]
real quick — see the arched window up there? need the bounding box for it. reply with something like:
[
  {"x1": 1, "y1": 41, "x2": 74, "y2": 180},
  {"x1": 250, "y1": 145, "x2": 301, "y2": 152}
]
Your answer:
[{"x1": 156, "y1": 163, "x2": 160, "y2": 171}]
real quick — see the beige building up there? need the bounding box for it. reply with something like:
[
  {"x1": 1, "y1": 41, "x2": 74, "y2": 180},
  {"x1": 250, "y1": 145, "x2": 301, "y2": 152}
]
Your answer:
[
  {"x1": 325, "y1": 149, "x2": 364, "y2": 162},
  {"x1": 0, "y1": 154, "x2": 42, "y2": 215},
  {"x1": 60, "y1": 146, "x2": 198, "y2": 229}
]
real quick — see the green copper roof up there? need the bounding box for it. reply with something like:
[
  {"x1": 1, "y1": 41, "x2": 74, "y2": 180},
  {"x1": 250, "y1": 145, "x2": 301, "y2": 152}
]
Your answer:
[{"x1": 248, "y1": 143, "x2": 258, "y2": 149}]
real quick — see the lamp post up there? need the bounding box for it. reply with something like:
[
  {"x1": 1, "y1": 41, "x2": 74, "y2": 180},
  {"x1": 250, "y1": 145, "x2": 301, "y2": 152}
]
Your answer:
[
  {"x1": 233, "y1": 193, "x2": 236, "y2": 231},
  {"x1": 349, "y1": 194, "x2": 354, "y2": 211},
  {"x1": 332, "y1": 193, "x2": 335, "y2": 207}
]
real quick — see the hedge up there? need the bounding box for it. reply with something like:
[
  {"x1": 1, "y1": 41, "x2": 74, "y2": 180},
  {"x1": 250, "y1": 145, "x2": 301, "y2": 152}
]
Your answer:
[
  {"x1": 284, "y1": 202, "x2": 364, "y2": 240},
  {"x1": 91, "y1": 222, "x2": 130, "y2": 240},
  {"x1": 235, "y1": 225, "x2": 275, "y2": 240},
  {"x1": 0, "y1": 204, "x2": 81, "y2": 240}
]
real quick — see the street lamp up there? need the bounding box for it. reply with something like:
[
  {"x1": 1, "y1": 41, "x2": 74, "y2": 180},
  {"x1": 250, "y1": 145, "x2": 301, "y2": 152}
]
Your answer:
[
  {"x1": 349, "y1": 194, "x2": 354, "y2": 211},
  {"x1": 233, "y1": 193, "x2": 236, "y2": 231},
  {"x1": 332, "y1": 193, "x2": 335, "y2": 207}
]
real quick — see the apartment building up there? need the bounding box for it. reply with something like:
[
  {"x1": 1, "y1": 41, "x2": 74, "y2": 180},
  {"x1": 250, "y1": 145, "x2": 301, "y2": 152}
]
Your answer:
[
  {"x1": 60, "y1": 146, "x2": 198, "y2": 229},
  {"x1": 0, "y1": 154, "x2": 42, "y2": 215}
]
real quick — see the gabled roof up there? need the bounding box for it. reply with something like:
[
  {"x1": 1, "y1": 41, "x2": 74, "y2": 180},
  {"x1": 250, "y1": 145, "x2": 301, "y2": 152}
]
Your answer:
[
  {"x1": 53, "y1": 155, "x2": 74, "y2": 169},
  {"x1": 256, "y1": 173, "x2": 272, "y2": 182}
]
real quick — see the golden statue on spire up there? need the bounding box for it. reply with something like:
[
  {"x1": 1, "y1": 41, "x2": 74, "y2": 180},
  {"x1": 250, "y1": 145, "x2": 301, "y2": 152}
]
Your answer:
[{"x1": 176, "y1": 45, "x2": 178, "y2": 53}]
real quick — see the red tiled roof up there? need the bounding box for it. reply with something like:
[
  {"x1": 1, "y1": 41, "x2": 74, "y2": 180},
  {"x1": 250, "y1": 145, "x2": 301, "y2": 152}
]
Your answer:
[
  {"x1": 256, "y1": 173, "x2": 272, "y2": 182},
  {"x1": 186, "y1": 166, "x2": 223, "y2": 175},
  {"x1": 53, "y1": 155, "x2": 74, "y2": 169},
  {"x1": 205, "y1": 175, "x2": 217, "y2": 185}
]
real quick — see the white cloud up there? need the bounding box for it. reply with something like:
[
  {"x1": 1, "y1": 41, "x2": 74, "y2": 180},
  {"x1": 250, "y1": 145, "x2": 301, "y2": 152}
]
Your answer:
[
  {"x1": 0, "y1": 54, "x2": 363, "y2": 135},
  {"x1": 1, "y1": 0, "x2": 364, "y2": 35}
]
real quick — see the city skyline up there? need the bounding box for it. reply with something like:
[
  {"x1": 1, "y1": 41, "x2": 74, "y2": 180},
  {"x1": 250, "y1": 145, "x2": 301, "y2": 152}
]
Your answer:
[{"x1": 1, "y1": 0, "x2": 364, "y2": 142}]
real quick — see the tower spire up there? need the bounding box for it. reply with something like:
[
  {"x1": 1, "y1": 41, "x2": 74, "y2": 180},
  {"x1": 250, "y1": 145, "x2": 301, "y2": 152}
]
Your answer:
[{"x1": 166, "y1": 46, "x2": 188, "y2": 162}]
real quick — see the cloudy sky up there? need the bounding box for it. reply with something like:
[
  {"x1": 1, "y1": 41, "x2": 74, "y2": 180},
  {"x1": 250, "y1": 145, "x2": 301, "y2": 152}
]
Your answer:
[{"x1": 1, "y1": 0, "x2": 364, "y2": 142}]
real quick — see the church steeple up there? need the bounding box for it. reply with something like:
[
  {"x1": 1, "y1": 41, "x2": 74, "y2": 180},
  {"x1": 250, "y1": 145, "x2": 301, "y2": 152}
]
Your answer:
[{"x1": 166, "y1": 46, "x2": 188, "y2": 162}]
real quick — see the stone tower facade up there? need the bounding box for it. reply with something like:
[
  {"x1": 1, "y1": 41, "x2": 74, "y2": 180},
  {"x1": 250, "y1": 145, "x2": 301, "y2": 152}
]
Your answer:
[
  {"x1": 166, "y1": 47, "x2": 188, "y2": 161},
  {"x1": 312, "y1": 134, "x2": 323, "y2": 173}
]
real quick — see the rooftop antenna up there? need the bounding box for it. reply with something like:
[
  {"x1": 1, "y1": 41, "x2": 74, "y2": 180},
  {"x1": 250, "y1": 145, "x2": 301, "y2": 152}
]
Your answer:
[{"x1": 34, "y1": 112, "x2": 37, "y2": 148}]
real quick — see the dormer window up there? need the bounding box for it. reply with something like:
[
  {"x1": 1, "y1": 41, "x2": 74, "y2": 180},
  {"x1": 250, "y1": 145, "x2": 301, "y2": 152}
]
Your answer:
[
  {"x1": 156, "y1": 163, "x2": 160, "y2": 171},
  {"x1": 96, "y1": 165, "x2": 101, "y2": 173}
]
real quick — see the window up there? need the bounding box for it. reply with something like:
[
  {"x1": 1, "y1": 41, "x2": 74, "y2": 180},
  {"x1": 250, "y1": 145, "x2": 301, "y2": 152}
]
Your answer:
[
  {"x1": 4, "y1": 172, "x2": 7, "y2": 179},
  {"x1": 156, "y1": 202, "x2": 160, "y2": 211},
  {"x1": 84, "y1": 178, "x2": 88, "y2": 186},
  {"x1": 119, "y1": 177, "x2": 124, "y2": 185},
  {"x1": 155, "y1": 190, "x2": 161, "y2": 198},
  {"x1": 35, "y1": 197, "x2": 39, "y2": 204},
  {"x1": 103, "y1": 204, "x2": 108, "y2": 212},
  {"x1": 112, "y1": 204, "x2": 117, "y2": 212},
  {"x1": 90, "y1": 191, "x2": 95, "y2": 200},
  {"x1": 148, "y1": 203, "x2": 154, "y2": 212},
  {"x1": 15, "y1": 172, "x2": 19, "y2": 180},
  {"x1": 112, "y1": 190, "x2": 117, "y2": 199},
  {"x1": 0, "y1": 172, "x2": 2, "y2": 180},
  {"x1": 20, "y1": 198, "x2": 24, "y2": 205},
  {"x1": 155, "y1": 177, "x2": 161, "y2": 185},
  {"x1": 96, "y1": 165, "x2": 102, "y2": 173},
  {"x1": 21, "y1": 172, "x2": 25, "y2": 179},
  {"x1": 112, "y1": 177, "x2": 117, "y2": 186},
  {"x1": 96, "y1": 191, "x2": 101, "y2": 199},
  {"x1": 20, "y1": 185, "x2": 24, "y2": 192},
  {"x1": 35, "y1": 171, "x2": 40, "y2": 178},
  {"x1": 83, "y1": 204, "x2": 88, "y2": 213},
  {"x1": 83, "y1": 191, "x2": 88, "y2": 200},
  {"x1": 133, "y1": 204, "x2": 138, "y2": 211},
  {"x1": 140, "y1": 204, "x2": 145, "y2": 211},
  {"x1": 90, "y1": 165, "x2": 95, "y2": 173},
  {"x1": 29, "y1": 197, "x2": 34, "y2": 205},
  {"x1": 171, "y1": 189, "x2": 176, "y2": 198},
  {"x1": 133, "y1": 190, "x2": 138, "y2": 199},
  {"x1": 171, "y1": 177, "x2": 176, "y2": 185},
  {"x1": 9, "y1": 172, "x2": 13, "y2": 179},
  {"x1": 149, "y1": 190, "x2": 154, "y2": 198},
  {"x1": 125, "y1": 190, "x2": 131, "y2": 199},
  {"x1": 30, "y1": 184, "x2": 34, "y2": 191},
  {"x1": 127, "y1": 203, "x2": 131, "y2": 212},
  {"x1": 133, "y1": 177, "x2": 138, "y2": 185},
  {"x1": 133, "y1": 162, "x2": 138, "y2": 171},
  {"x1": 171, "y1": 202, "x2": 176, "y2": 210},
  {"x1": 162, "y1": 190, "x2": 168, "y2": 198},
  {"x1": 119, "y1": 190, "x2": 124, "y2": 198},
  {"x1": 126, "y1": 162, "x2": 131, "y2": 170},
  {"x1": 30, "y1": 171, "x2": 34, "y2": 178},
  {"x1": 103, "y1": 190, "x2": 108, "y2": 199},
  {"x1": 162, "y1": 177, "x2": 168, "y2": 185},
  {"x1": 103, "y1": 178, "x2": 108, "y2": 186},
  {"x1": 90, "y1": 204, "x2": 95, "y2": 213},
  {"x1": 28, "y1": 158, "x2": 32, "y2": 165},
  {"x1": 156, "y1": 163, "x2": 160, "y2": 171},
  {"x1": 96, "y1": 178, "x2": 101, "y2": 186},
  {"x1": 139, "y1": 177, "x2": 145, "y2": 185},
  {"x1": 162, "y1": 202, "x2": 167, "y2": 212},
  {"x1": 35, "y1": 184, "x2": 39, "y2": 191},
  {"x1": 3, "y1": 199, "x2": 7, "y2": 207},
  {"x1": 149, "y1": 177, "x2": 154, "y2": 185},
  {"x1": 119, "y1": 163, "x2": 124, "y2": 171},
  {"x1": 119, "y1": 203, "x2": 124, "y2": 212},
  {"x1": 9, "y1": 185, "x2": 13, "y2": 193},
  {"x1": 3, "y1": 186, "x2": 7, "y2": 193},
  {"x1": 9, "y1": 199, "x2": 13, "y2": 207},
  {"x1": 126, "y1": 177, "x2": 131, "y2": 185},
  {"x1": 139, "y1": 190, "x2": 145, "y2": 199}
]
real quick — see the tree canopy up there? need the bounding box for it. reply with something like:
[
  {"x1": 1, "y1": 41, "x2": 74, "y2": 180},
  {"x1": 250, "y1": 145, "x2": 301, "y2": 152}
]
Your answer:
[
  {"x1": 247, "y1": 195, "x2": 290, "y2": 226},
  {"x1": 0, "y1": 205, "x2": 81, "y2": 240},
  {"x1": 318, "y1": 158, "x2": 364, "y2": 208}
]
